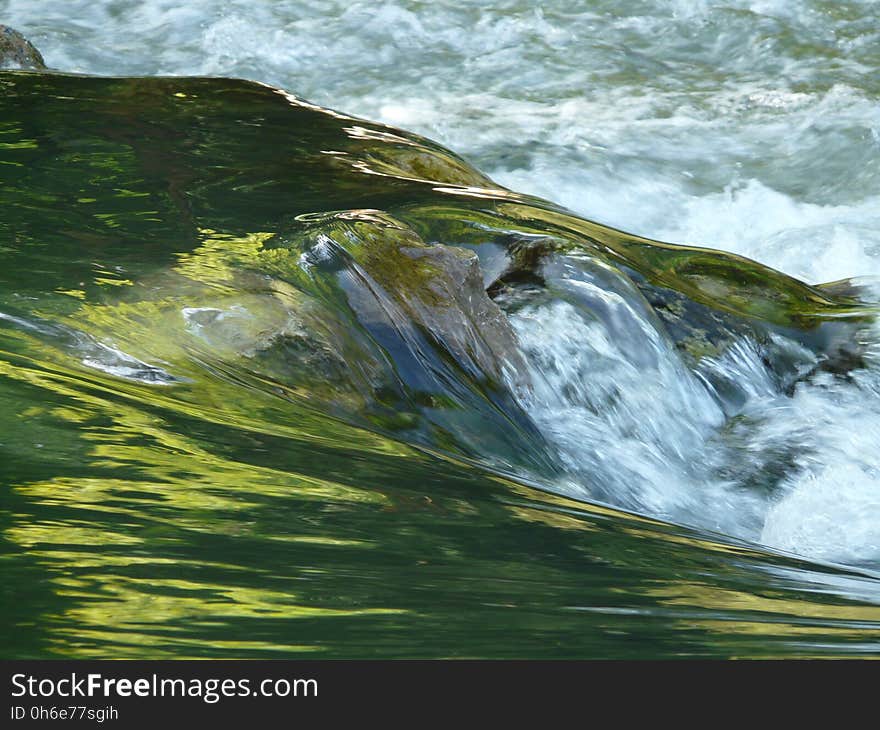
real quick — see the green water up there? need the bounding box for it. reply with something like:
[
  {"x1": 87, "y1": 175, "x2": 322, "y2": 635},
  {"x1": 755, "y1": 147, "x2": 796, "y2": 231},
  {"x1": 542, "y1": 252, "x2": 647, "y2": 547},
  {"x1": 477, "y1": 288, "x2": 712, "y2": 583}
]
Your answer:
[{"x1": 2, "y1": 72, "x2": 880, "y2": 659}]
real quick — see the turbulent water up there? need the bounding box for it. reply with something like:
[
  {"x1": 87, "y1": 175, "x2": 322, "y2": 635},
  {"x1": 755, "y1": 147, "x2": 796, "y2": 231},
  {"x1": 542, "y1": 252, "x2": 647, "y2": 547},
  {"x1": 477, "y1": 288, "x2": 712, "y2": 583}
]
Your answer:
[{"x1": 2, "y1": 1, "x2": 880, "y2": 658}]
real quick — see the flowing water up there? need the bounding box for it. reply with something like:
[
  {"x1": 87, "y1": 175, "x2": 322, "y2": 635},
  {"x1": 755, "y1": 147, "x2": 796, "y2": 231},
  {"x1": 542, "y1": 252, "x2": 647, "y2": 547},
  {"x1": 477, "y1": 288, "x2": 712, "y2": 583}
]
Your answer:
[{"x1": 2, "y1": 1, "x2": 880, "y2": 658}]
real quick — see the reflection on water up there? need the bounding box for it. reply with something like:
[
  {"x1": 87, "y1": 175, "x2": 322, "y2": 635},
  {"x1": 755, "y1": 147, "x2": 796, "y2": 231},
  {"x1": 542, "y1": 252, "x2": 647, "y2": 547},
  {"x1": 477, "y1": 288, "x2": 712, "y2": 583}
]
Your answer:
[{"x1": 1, "y1": 71, "x2": 880, "y2": 659}]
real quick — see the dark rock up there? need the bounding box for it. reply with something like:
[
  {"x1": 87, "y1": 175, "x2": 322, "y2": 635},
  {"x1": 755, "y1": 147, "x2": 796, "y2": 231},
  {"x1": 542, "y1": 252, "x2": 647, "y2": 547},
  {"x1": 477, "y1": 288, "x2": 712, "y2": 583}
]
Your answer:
[
  {"x1": 0, "y1": 25, "x2": 46, "y2": 70},
  {"x1": 250, "y1": 210, "x2": 551, "y2": 468}
]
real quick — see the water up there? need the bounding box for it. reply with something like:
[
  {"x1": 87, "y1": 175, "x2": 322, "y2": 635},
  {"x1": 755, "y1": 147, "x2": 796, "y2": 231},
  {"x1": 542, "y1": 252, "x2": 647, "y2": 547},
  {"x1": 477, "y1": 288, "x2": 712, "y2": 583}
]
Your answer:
[{"x1": 1, "y1": 2, "x2": 880, "y2": 658}]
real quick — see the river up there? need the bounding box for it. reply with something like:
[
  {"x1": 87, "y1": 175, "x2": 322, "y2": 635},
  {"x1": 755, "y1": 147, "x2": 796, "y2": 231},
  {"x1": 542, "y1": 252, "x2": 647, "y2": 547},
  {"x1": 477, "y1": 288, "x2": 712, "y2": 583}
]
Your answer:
[{"x1": 1, "y1": 1, "x2": 879, "y2": 658}]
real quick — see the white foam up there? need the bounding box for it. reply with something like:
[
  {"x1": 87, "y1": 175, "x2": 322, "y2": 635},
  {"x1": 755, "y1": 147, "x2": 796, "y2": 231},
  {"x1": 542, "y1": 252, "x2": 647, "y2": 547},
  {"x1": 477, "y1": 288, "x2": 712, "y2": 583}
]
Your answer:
[
  {"x1": 762, "y1": 463, "x2": 880, "y2": 566},
  {"x1": 510, "y1": 299, "x2": 752, "y2": 532},
  {"x1": 508, "y1": 289, "x2": 880, "y2": 566},
  {"x1": 753, "y1": 363, "x2": 880, "y2": 564},
  {"x1": 653, "y1": 179, "x2": 880, "y2": 283}
]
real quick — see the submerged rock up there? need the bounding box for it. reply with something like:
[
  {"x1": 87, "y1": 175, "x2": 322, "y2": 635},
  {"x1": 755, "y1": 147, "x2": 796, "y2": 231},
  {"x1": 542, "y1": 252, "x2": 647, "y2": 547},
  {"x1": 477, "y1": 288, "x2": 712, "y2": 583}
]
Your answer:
[
  {"x1": 0, "y1": 25, "x2": 45, "y2": 70},
  {"x1": 247, "y1": 210, "x2": 548, "y2": 467}
]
